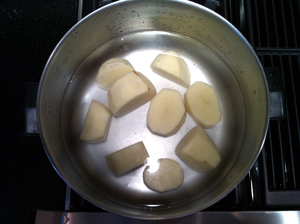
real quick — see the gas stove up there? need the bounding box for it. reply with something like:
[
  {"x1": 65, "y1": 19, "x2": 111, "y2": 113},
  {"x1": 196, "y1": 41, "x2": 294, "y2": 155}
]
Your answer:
[{"x1": 1, "y1": 0, "x2": 300, "y2": 223}]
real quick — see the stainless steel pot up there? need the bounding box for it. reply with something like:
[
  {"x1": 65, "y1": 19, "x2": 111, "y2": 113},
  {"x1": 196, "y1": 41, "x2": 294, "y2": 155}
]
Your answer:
[{"x1": 37, "y1": 0, "x2": 269, "y2": 219}]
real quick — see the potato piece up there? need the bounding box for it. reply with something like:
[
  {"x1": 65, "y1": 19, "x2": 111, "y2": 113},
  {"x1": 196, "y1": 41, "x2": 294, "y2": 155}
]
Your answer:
[
  {"x1": 143, "y1": 158, "x2": 184, "y2": 192},
  {"x1": 105, "y1": 142, "x2": 149, "y2": 177},
  {"x1": 185, "y1": 81, "x2": 222, "y2": 128},
  {"x1": 176, "y1": 126, "x2": 221, "y2": 172},
  {"x1": 79, "y1": 100, "x2": 112, "y2": 143},
  {"x1": 151, "y1": 51, "x2": 190, "y2": 87},
  {"x1": 147, "y1": 89, "x2": 186, "y2": 137},
  {"x1": 100, "y1": 58, "x2": 131, "y2": 70},
  {"x1": 107, "y1": 71, "x2": 156, "y2": 117},
  {"x1": 96, "y1": 58, "x2": 134, "y2": 90}
]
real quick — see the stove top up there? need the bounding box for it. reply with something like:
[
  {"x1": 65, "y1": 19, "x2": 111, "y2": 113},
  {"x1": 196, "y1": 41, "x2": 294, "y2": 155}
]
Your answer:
[{"x1": 1, "y1": 0, "x2": 300, "y2": 223}]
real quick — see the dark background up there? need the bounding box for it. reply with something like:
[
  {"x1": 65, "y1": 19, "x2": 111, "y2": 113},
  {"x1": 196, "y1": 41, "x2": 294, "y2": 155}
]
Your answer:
[{"x1": 0, "y1": 1, "x2": 77, "y2": 223}]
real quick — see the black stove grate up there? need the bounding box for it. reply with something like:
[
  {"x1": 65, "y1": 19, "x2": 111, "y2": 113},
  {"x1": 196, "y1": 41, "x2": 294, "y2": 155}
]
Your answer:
[
  {"x1": 221, "y1": 0, "x2": 300, "y2": 206},
  {"x1": 258, "y1": 53, "x2": 300, "y2": 192},
  {"x1": 249, "y1": 0, "x2": 300, "y2": 48},
  {"x1": 221, "y1": 0, "x2": 300, "y2": 48}
]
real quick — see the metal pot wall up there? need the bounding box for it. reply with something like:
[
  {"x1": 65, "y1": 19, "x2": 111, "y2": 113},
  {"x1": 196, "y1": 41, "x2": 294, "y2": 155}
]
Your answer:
[{"x1": 37, "y1": 0, "x2": 268, "y2": 219}]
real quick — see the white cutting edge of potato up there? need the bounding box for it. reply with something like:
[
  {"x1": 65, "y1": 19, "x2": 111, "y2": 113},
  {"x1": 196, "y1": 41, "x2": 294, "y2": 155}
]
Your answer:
[
  {"x1": 107, "y1": 71, "x2": 156, "y2": 117},
  {"x1": 147, "y1": 89, "x2": 186, "y2": 137},
  {"x1": 96, "y1": 58, "x2": 135, "y2": 90},
  {"x1": 176, "y1": 125, "x2": 221, "y2": 172},
  {"x1": 143, "y1": 158, "x2": 184, "y2": 192},
  {"x1": 105, "y1": 141, "x2": 149, "y2": 177},
  {"x1": 151, "y1": 50, "x2": 191, "y2": 88},
  {"x1": 79, "y1": 100, "x2": 112, "y2": 143},
  {"x1": 185, "y1": 81, "x2": 222, "y2": 128}
]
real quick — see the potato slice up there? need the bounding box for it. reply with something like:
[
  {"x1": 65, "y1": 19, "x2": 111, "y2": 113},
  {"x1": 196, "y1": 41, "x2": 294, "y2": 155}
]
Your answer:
[
  {"x1": 100, "y1": 58, "x2": 131, "y2": 70},
  {"x1": 147, "y1": 89, "x2": 186, "y2": 137},
  {"x1": 96, "y1": 58, "x2": 134, "y2": 90},
  {"x1": 105, "y1": 142, "x2": 149, "y2": 177},
  {"x1": 185, "y1": 81, "x2": 222, "y2": 128},
  {"x1": 79, "y1": 100, "x2": 112, "y2": 143},
  {"x1": 107, "y1": 71, "x2": 156, "y2": 117},
  {"x1": 151, "y1": 51, "x2": 190, "y2": 87},
  {"x1": 176, "y1": 126, "x2": 221, "y2": 172},
  {"x1": 143, "y1": 158, "x2": 184, "y2": 192}
]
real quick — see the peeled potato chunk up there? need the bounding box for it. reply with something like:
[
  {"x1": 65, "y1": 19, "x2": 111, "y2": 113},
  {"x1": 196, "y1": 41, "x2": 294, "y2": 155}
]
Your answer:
[
  {"x1": 96, "y1": 58, "x2": 134, "y2": 90},
  {"x1": 79, "y1": 100, "x2": 112, "y2": 143},
  {"x1": 176, "y1": 126, "x2": 221, "y2": 172},
  {"x1": 185, "y1": 81, "x2": 222, "y2": 128},
  {"x1": 147, "y1": 89, "x2": 186, "y2": 137},
  {"x1": 151, "y1": 51, "x2": 190, "y2": 87},
  {"x1": 107, "y1": 71, "x2": 156, "y2": 117},
  {"x1": 143, "y1": 158, "x2": 184, "y2": 192},
  {"x1": 105, "y1": 142, "x2": 149, "y2": 177}
]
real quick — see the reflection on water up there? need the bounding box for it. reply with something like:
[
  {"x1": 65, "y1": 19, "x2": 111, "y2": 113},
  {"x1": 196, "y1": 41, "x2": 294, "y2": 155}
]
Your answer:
[{"x1": 145, "y1": 157, "x2": 161, "y2": 173}]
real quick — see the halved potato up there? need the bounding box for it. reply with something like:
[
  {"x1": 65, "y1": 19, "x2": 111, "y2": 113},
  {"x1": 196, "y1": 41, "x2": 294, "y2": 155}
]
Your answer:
[
  {"x1": 185, "y1": 81, "x2": 222, "y2": 128},
  {"x1": 151, "y1": 51, "x2": 190, "y2": 87},
  {"x1": 176, "y1": 126, "x2": 221, "y2": 172},
  {"x1": 79, "y1": 100, "x2": 112, "y2": 143},
  {"x1": 96, "y1": 58, "x2": 134, "y2": 90},
  {"x1": 147, "y1": 89, "x2": 186, "y2": 137},
  {"x1": 105, "y1": 142, "x2": 149, "y2": 177},
  {"x1": 107, "y1": 71, "x2": 156, "y2": 117},
  {"x1": 143, "y1": 158, "x2": 184, "y2": 192}
]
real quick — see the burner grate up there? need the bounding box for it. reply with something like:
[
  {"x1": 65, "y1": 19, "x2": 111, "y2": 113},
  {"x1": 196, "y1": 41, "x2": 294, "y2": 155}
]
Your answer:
[
  {"x1": 249, "y1": 0, "x2": 300, "y2": 48},
  {"x1": 221, "y1": 0, "x2": 300, "y2": 48},
  {"x1": 258, "y1": 53, "x2": 300, "y2": 192},
  {"x1": 256, "y1": 52, "x2": 300, "y2": 206},
  {"x1": 223, "y1": 0, "x2": 300, "y2": 206}
]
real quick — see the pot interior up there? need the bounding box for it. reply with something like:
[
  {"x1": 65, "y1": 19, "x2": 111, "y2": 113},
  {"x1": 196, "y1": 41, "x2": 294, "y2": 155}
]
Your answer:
[{"x1": 38, "y1": 0, "x2": 268, "y2": 218}]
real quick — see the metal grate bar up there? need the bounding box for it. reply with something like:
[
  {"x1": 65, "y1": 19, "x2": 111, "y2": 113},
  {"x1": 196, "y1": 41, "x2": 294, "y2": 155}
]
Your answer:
[
  {"x1": 270, "y1": 1, "x2": 279, "y2": 47},
  {"x1": 292, "y1": 54, "x2": 300, "y2": 188},
  {"x1": 282, "y1": 0, "x2": 299, "y2": 48},
  {"x1": 226, "y1": 0, "x2": 234, "y2": 25},
  {"x1": 262, "y1": 0, "x2": 270, "y2": 47},
  {"x1": 290, "y1": 55, "x2": 300, "y2": 140},
  {"x1": 286, "y1": 55, "x2": 300, "y2": 145},
  {"x1": 280, "y1": 54, "x2": 299, "y2": 189},
  {"x1": 247, "y1": 0, "x2": 300, "y2": 48},
  {"x1": 280, "y1": 55, "x2": 295, "y2": 188},
  {"x1": 277, "y1": 120, "x2": 287, "y2": 189},
  {"x1": 283, "y1": 55, "x2": 300, "y2": 188},
  {"x1": 252, "y1": 0, "x2": 261, "y2": 47},
  {"x1": 243, "y1": 0, "x2": 254, "y2": 46},
  {"x1": 239, "y1": 0, "x2": 246, "y2": 36},
  {"x1": 278, "y1": 0, "x2": 289, "y2": 47},
  {"x1": 259, "y1": 52, "x2": 300, "y2": 206},
  {"x1": 223, "y1": 0, "x2": 249, "y2": 37},
  {"x1": 288, "y1": 0, "x2": 299, "y2": 48},
  {"x1": 204, "y1": 0, "x2": 239, "y2": 34},
  {"x1": 226, "y1": 0, "x2": 236, "y2": 28},
  {"x1": 221, "y1": 0, "x2": 229, "y2": 19},
  {"x1": 257, "y1": 53, "x2": 300, "y2": 191},
  {"x1": 269, "y1": 120, "x2": 285, "y2": 190},
  {"x1": 266, "y1": 122, "x2": 276, "y2": 189}
]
